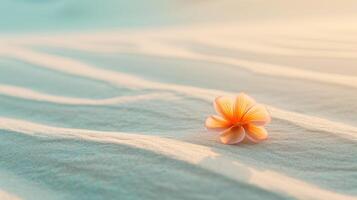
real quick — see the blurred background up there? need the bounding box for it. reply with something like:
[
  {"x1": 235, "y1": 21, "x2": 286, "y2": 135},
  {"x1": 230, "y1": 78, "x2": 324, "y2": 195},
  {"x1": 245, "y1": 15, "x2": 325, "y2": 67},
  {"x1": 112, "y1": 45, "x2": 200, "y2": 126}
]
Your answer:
[{"x1": 1, "y1": 0, "x2": 357, "y2": 32}]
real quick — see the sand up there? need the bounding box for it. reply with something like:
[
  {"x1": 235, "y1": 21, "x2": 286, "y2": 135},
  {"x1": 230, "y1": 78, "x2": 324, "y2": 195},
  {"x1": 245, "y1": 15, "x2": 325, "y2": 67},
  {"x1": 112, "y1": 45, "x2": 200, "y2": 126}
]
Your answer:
[{"x1": 0, "y1": 1, "x2": 356, "y2": 200}]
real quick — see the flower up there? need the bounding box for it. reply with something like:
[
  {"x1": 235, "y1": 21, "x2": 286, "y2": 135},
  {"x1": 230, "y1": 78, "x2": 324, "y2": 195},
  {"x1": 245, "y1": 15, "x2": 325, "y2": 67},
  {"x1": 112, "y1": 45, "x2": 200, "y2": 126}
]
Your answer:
[{"x1": 205, "y1": 93, "x2": 271, "y2": 144}]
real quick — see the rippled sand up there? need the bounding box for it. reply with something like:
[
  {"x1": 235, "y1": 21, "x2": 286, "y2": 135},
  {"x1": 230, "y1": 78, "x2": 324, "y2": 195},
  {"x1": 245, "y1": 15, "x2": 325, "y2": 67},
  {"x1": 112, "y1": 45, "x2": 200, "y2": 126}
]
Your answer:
[{"x1": 1, "y1": 1, "x2": 357, "y2": 200}]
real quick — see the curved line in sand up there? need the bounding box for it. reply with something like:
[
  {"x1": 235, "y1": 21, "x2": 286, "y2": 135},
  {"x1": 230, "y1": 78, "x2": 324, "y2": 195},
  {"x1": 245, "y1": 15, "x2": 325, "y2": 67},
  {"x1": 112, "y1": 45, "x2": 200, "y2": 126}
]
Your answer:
[
  {"x1": 187, "y1": 36, "x2": 357, "y2": 59},
  {"x1": 4, "y1": 22, "x2": 357, "y2": 58},
  {"x1": 5, "y1": 48, "x2": 357, "y2": 141},
  {"x1": 118, "y1": 40, "x2": 357, "y2": 90},
  {"x1": 0, "y1": 84, "x2": 175, "y2": 105},
  {"x1": 9, "y1": 35, "x2": 357, "y2": 90},
  {"x1": 0, "y1": 117, "x2": 355, "y2": 200}
]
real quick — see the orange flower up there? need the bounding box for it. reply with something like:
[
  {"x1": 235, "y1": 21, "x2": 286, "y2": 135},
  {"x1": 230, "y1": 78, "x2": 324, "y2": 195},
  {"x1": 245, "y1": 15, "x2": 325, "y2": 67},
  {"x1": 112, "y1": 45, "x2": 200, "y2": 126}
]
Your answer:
[{"x1": 205, "y1": 93, "x2": 271, "y2": 144}]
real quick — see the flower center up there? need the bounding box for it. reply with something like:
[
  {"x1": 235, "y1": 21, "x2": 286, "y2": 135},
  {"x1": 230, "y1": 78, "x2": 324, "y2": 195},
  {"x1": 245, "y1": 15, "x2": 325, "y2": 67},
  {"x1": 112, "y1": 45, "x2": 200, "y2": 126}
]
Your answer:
[{"x1": 232, "y1": 121, "x2": 244, "y2": 127}]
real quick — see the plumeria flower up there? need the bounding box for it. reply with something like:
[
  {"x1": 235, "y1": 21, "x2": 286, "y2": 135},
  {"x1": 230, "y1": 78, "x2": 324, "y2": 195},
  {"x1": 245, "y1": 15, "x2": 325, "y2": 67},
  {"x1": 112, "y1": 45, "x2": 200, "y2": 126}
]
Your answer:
[{"x1": 205, "y1": 93, "x2": 271, "y2": 144}]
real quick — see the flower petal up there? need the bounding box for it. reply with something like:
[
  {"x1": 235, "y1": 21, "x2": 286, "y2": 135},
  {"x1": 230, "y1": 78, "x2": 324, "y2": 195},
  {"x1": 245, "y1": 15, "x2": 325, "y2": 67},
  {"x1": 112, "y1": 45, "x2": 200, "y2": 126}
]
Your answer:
[
  {"x1": 214, "y1": 96, "x2": 235, "y2": 120},
  {"x1": 233, "y1": 93, "x2": 256, "y2": 121},
  {"x1": 244, "y1": 124, "x2": 268, "y2": 142},
  {"x1": 205, "y1": 115, "x2": 231, "y2": 129},
  {"x1": 241, "y1": 104, "x2": 271, "y2": 125},
  {"x1": 219, "y1": 126, "x2": 245, "y2": 144}
]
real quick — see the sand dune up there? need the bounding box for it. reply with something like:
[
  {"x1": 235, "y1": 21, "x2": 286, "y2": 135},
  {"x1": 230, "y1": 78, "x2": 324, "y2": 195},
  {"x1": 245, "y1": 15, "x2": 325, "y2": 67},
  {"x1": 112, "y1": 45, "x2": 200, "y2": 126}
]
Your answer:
[
  {"x1": 4, "y1": 48, "x2": 357, "y2": 141},
  {"x1": 4, "y1": 26, "x2": 357, "y2": 88},
  {"x1": 0, "y1": 84, "x2": 175, "y2": 106},
  {"x1": 0, "y1": 116, "x2": 355, "y2": 200},
  {"x1": 122, "y1": 42, "x2": 357, "y2": 89}
]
